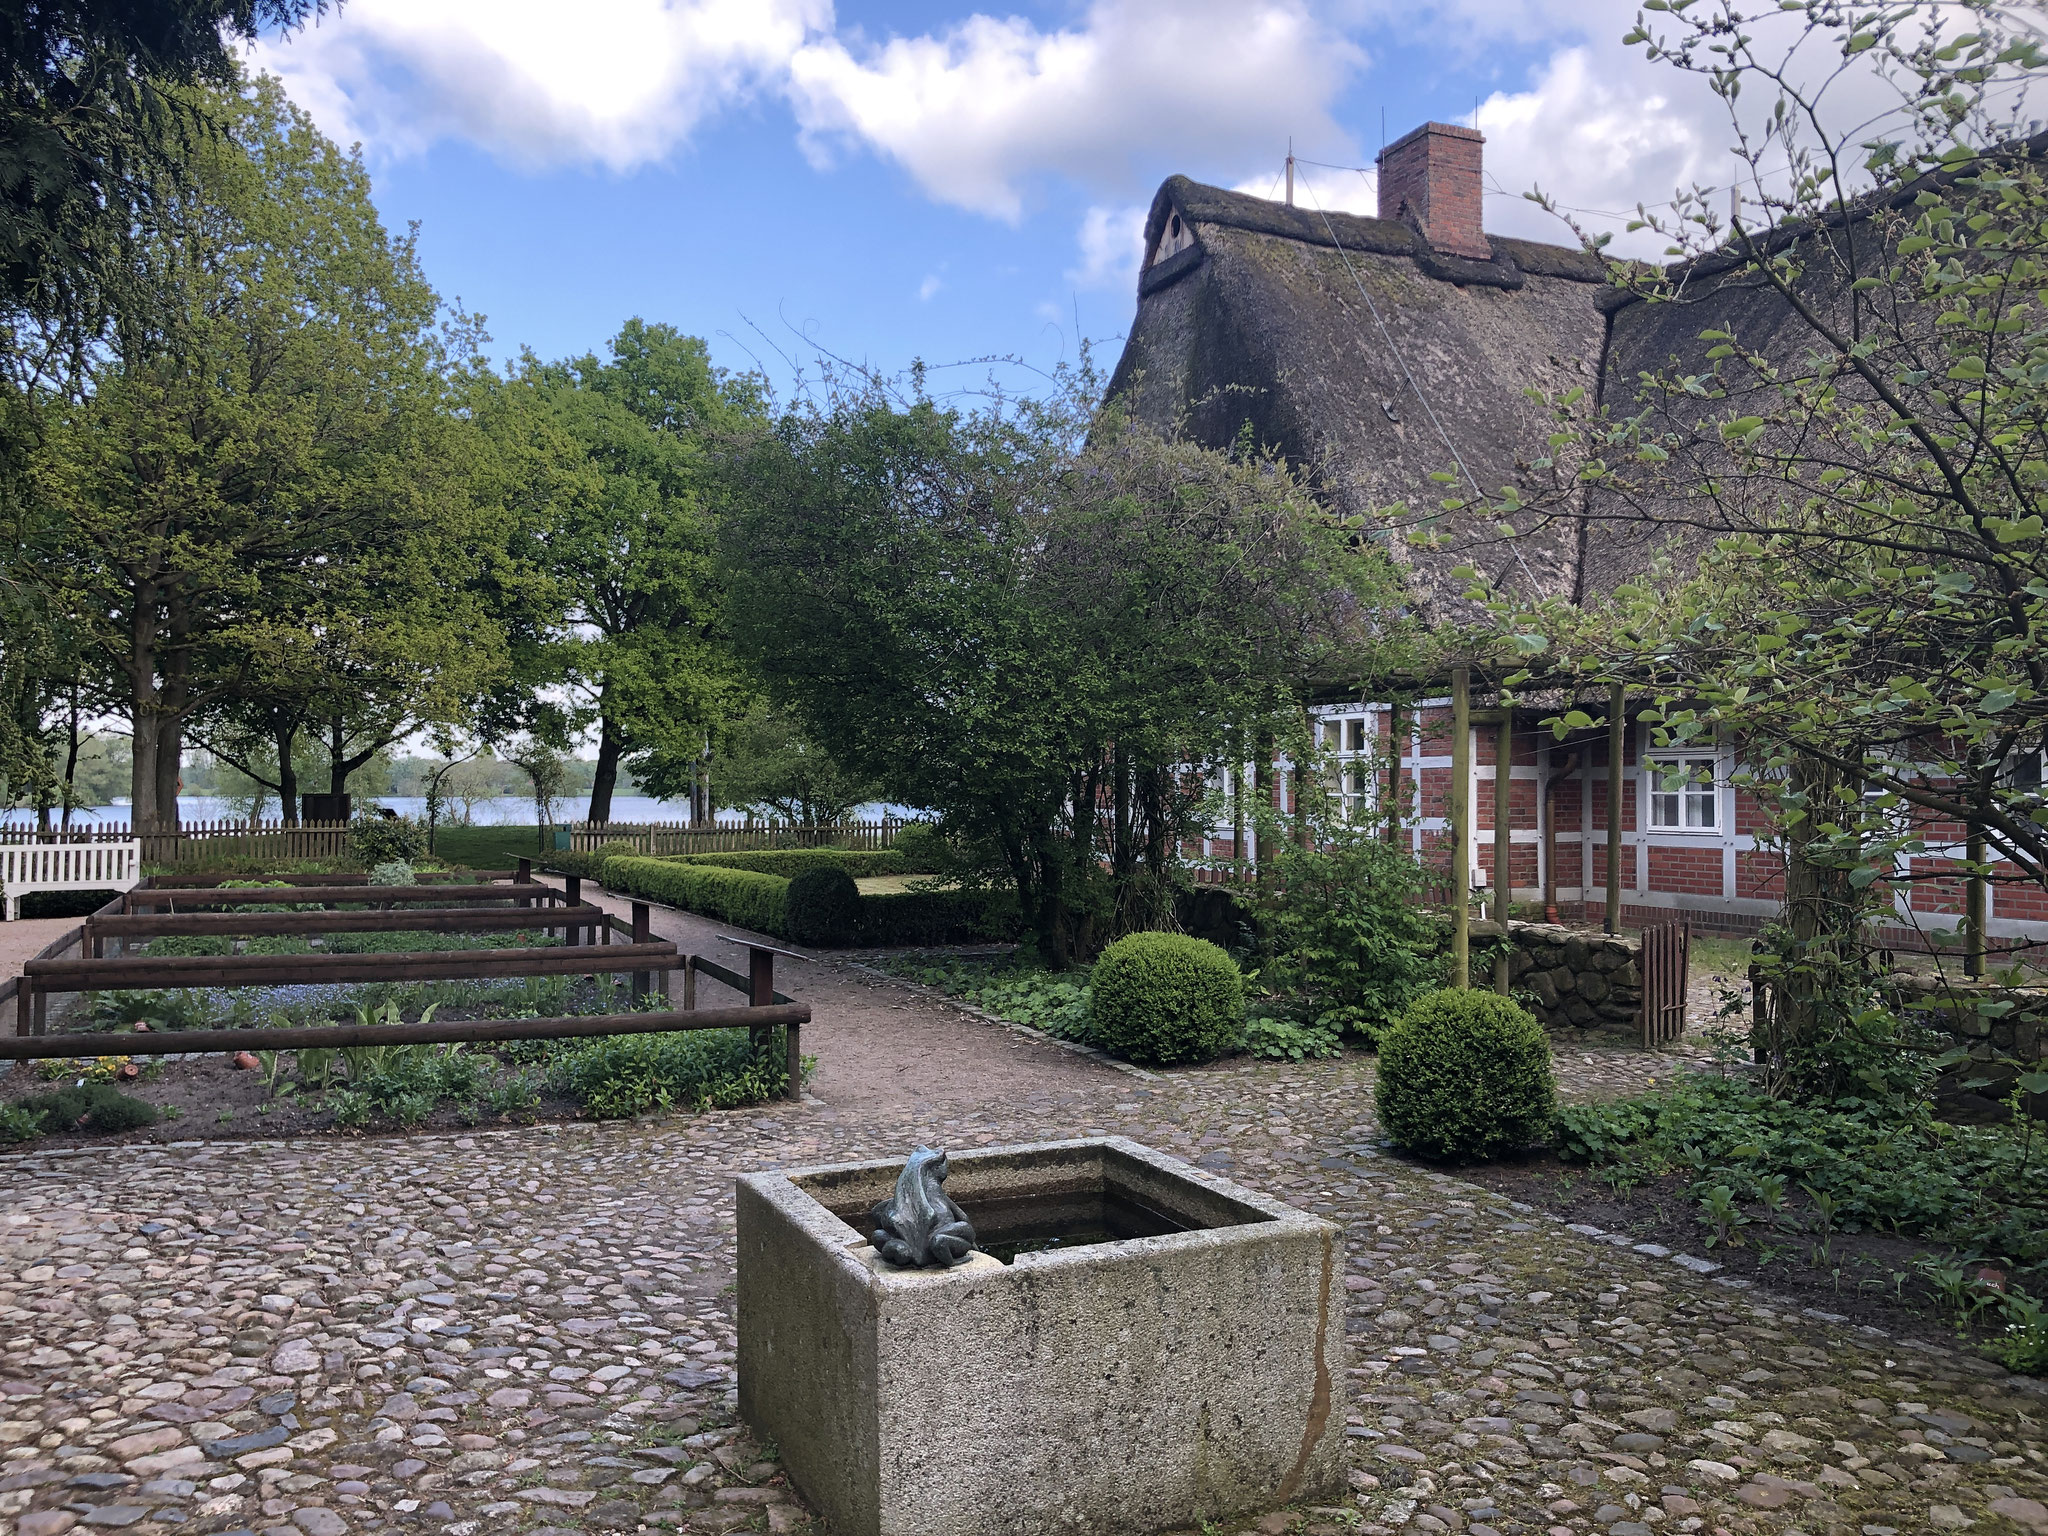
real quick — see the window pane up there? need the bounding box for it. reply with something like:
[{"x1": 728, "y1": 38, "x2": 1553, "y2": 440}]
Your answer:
[{"x1": 1348, "y1": 719, "x2": 1366, "y2": 753}]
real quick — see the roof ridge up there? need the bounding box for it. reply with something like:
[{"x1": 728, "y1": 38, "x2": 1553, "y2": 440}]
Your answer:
[{"x1": 1147, "y1": 175, "x2": 1609, "y2": 284}]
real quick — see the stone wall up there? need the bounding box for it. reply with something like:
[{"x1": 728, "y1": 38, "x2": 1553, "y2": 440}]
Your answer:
[
  {"x1": 1473, "y1": 920, "x2": 1643, "y2": 1043},
  {"x1": 1891, "y1": 973, "x2": 2048, "y2": 1114}
]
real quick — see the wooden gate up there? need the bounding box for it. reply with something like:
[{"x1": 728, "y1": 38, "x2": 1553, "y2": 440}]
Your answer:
[{"x1": 1638, "y1": 918, "x2": 1690, "y2": 1046}]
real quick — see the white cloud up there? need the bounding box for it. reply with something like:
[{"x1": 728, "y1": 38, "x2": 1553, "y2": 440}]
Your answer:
[
  {"x1": 249, "y1": 0, "x2": 829, "y2": 170},
  {"x1": 787, "y1": 0, "x2": 1365, "y2": 221},
  {"x1": 1067, "y1": 203, "x2": 1146, "y2": 290},
  {"x1": 918, "y1": 273, "x2": 943, "y2": 300}
]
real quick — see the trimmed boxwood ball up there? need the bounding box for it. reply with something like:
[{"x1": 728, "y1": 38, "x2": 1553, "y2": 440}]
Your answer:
[
  {"x1": 784, "y1": 865, "x2": 862, "y2": 946},
  {"x1": 1088, "y1": 932, "x2": 1244, "y2": 1065},
  {"x1": 1376, "y1": 988, "x2": 1555, "y2": 1162}
]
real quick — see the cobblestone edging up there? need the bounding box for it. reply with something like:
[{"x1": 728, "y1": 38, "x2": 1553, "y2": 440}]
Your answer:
[{"x1": 0, "y1": 1045, "x2": 2044, "y2": 1536}]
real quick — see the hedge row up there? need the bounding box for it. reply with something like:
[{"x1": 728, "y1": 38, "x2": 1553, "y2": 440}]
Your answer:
[
  {"x1": 604, "y1": 855, "x2": 1011, "y2": 947},
  {"x1": 603, "y1": 858, "x2": 788, "y2": 935},
  {"x1": 664, "y1": 849, "x2": 914, "y2": 878}
]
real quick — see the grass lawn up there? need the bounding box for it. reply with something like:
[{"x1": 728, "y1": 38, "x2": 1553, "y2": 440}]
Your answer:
[
  {"x1": 428, "y1": 825, "x2": 546, "y2": 869},
  {"x1": 854, "y1": 874, "x2": 955, "y2": 895}
]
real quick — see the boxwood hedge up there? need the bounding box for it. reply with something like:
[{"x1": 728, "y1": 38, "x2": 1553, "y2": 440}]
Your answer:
[
  {"x1": 663, "y1": 849, "x2": 913, "y2": 877},
  {"x1": 603, "y1": 857, "x2": 787, "y2": 936}
]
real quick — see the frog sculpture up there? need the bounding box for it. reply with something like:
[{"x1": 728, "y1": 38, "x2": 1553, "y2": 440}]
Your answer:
[{"x1": 869, "y1": 1145, "x2": 978, "y2": 1268}]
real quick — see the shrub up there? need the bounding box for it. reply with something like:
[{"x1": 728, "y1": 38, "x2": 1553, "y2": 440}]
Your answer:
[
  {"x1": 890, "y1": 823, "x2": 950, "y2": 872},
  {"x1": 785, "y1": 866, "x2": 861, "y2": 946},
  {"x1": 605, "y1": 857, "x2": 787, "y2": 935},
  {"x1": 1087, "y1": 933, "x2": 1244, "y2": 1065},
  {"x1": 548, "y1": 841, "x2": 637, "y2": 882},
  {"x1": 12, "y1": 1083, "x2": 159, "y2": 1134},
  {"x1": 20, "y1": 889, "x2": 119, "y2": 919},
  {"x1": 1376, "y1": 989, "x2": 1555, "y2": 1162},
  {"x1": 350, "y1": 815, "x2": 426, "y2": 868},
  {"x1": 671, "y1": 849, "x2": 906, "y2": 878},
  {"x1": 368, "y1": 860, "x2": 415, "y2": 885},
  {"x1": 855, "y1": 886, "x2": 1016, "y2": 947},
  {"x1": 1252, "y1": 824, "x2": 1437, "y2": 1044}
]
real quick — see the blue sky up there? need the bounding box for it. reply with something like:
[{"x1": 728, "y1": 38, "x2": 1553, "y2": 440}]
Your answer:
[{"x1": 248, "y1": 0, "x2": 1757, "y2": 392}]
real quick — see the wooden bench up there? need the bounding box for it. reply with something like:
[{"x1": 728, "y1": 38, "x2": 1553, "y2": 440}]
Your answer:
[{"x1": 3, "y1": 841, "x2": 142, "y2": 921}]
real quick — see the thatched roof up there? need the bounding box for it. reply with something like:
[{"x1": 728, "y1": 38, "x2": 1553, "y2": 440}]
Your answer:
[{"x1": 1105, "y1": 176, "x2": 1609, "y2": 625}]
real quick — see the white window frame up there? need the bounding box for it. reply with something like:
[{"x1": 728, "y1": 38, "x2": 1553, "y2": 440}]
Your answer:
[
  {"x1": 1643, "y1": 745, "x2": 1722, "y2": 834},
  {"x1": 1318, "y1": 711, "x2": 1376, "y2": 823}
]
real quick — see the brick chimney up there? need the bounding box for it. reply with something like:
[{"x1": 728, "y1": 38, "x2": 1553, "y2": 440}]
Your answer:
[{"x1": 1376, "y1": 121, "x2": 1491, "y2": 260}]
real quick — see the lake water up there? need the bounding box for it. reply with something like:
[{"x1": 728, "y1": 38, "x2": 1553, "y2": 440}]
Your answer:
[{"x1": 4, "y1": 795, "x2": 910, "y2": 829}]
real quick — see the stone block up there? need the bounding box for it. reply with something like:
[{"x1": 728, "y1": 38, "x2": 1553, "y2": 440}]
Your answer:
[
  {"x1": 1507, "y1": 949, "x2": 1535, "y2": 980},
  {"x1": 736, "y1": 1136, "x2": 1347, "y2": 1536},
  {"x1": 1524, "y1": 971, "x2": 1560, "y2": 1010},
  {"x1": 1531, "y1": 947, "x2": 1565, "y2": 971},
  {"x1": 1564, "y1": 996, "x2": 1598, "y2": 1026},
  {"x1": 1562, "y1": 936, "x2": 1591, "y2": 969},
  {"x1": 1544, "y1": 967, "x2": 1576, "y2": 997},
  {"x1": 1615, "y1": 962, "x2": 1640, "y2": 988},
  {"x1": 1575, "y1": 972, "x2": 1611, "y2": 1006}
]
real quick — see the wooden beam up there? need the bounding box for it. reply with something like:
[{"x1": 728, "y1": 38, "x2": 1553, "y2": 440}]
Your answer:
[
  {"x1": 0, "y1": 1002, "x2": 808, "y2": 1060},
  {"x1": 125, "y1": 883, "x2": 538, "y2": 910},
  {"x1": 1451, "y1": 664, "x2": 1471, "y2": 989},
  {"x1": 1606, "y1": 682, "x2": 1626, "y2": 935},
  {"x1": 1494, "y1": 709, "x2": 1513, "y2": 995},
  {"x1": 87, "y1": 905, "x2": 609, "y2": 941},
  {"x1": 25, "y1": 941, "x2": 679, "y2": 995}
]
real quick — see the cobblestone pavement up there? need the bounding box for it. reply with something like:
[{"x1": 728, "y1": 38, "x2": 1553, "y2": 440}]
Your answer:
[{"x1": 2, "y1": 970, "x2": 2044, "y2": 1536}]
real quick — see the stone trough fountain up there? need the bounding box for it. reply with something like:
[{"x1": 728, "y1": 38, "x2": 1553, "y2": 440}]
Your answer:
[{"x1": 735, "y1": 1135, "x2": 1346, "y2": 1536}]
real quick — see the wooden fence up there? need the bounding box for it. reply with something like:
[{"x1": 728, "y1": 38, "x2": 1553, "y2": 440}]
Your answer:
[
  {"x1": 570, "y1": 819, "x2": 904, "y2": 855},
  {"x1": 0, "y1": 820, "x2": 353, "y2": 865},
  {"x1": 1639, "y1": 918, "x2": 1690, "y2": 1048}
]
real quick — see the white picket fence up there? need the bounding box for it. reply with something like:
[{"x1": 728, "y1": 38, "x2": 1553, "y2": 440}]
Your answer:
[{"x1": 1, "y1": 841, "x2": 142, "y2": 920}]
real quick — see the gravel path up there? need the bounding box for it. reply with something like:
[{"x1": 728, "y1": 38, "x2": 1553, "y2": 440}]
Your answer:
[{"x1": 2, "y1": 918, "x2": 2044, "y2": 1536}]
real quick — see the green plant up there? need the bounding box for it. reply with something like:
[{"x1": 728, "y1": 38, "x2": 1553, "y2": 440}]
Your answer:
[
  {"x1": 479, "y1": 1071, "x2": 541, "y2": 1121},
  {"x1": 0, "y1": 1105, "x2": 42, "y2": 1143},
  {"x1": 1986, "y1": 1290, "x2": 2048, "y2": 1375},
  {"x1": 1700, "y1": 1184, "x2": 1750, "y2": 1248},
  {"x1": 547, "y1": 1027, "x2": 788, "y2": 1117},
  {"x1": 351, "y1": 816, "x2": 427, "y2": 868},
  {"x1": 784, "y1": 865, "x2": 861, "y2": 946},
  {"x1": 10, "y1": 1083, "x2": 159, "y2": 1134},
  {"x1": 1241, "y1": 1013, "x2": 1343, "y2": 1061},
  {"x1": 143, "y1": 934, "x2": 233, "y2": 958},
  {"x1": 368, "y1": 859, "x2": 415, "y2": 886},
  {"x1": 1087, "y1": 932, "x2": 1244, "y2": 1066},
  {"x1": 36, "y1": 1055, "x2": 135, "y2": 1084},
  {"x1": 1555, "y1": 1071, "x2": 2048, "y2": 1275},
  {"x1": 1376, "y1": 989, "x2": 1555, "y2": 1163}
]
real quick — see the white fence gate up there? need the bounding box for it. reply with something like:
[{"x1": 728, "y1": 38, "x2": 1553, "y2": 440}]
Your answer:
[{"x1": 1, "y1": 841, "x2": 142, "y2": 920}]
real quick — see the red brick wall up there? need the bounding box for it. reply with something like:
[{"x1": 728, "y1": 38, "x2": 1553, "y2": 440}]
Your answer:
[
  {"x1": 1647, "y1": 845, "x2": 1724, "y2": 898},
  {"x1": 1376, "y1": 122, "x2": 1490, "y2": 259}
]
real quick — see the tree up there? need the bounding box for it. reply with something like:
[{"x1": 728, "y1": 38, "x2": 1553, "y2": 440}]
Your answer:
[
  {"x1": 695, "y1": 702, "x2": 878, "y2": 827},
  {"x1": 1456, "y1": 1, "x2": 2048, "y2": 1082},
  {"x1": 724, "y1": 379, "x2": 1393, "y2": 965},
  {"x1": 0, "y1": 0, "x2": 322, "y2": 344},
  {"x1": 40, "y1": 73, "x2": 492, "y2": 831},
  {"x1": 504, "y1": 321, "x2": 766, "y2": 826}
]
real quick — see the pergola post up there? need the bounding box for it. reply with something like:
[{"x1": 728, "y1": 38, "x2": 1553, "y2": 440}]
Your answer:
[
  {"x1": 1385, "y1": 701, "x2": 1406, "y2": 845},
  {"x1": 1494, "y1": 707, "x2": 1513, "y2": 995},
  {"x1": 1966, "y1": 826, "x2": 1988, "y2": 979},
  {"x1": 1450, "y1": 665, "x2": 1471, "y2": 989},
  {"x1": 1605, "y1": 683, "x2": 1626, "y2": 936}
]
